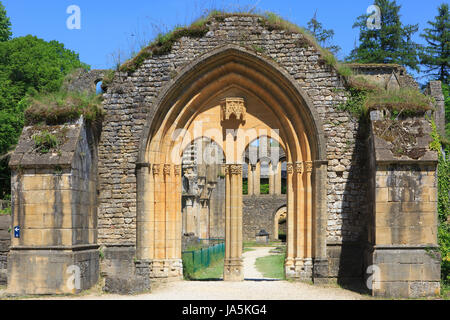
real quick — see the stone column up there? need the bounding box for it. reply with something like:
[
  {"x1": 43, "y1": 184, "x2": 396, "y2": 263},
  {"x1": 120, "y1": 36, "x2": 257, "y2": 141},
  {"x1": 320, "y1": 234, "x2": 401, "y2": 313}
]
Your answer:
[
  {"x1": 294, "y1": 162, "x2": 305, "y2": 273},
  {"x1": 199, "y1": 199, "x2": 209, "y2": 239},
  {"x1": 269, "y1": 162, "x2": 274, "y2": 195},
  {"x1": 275, "y1": 161, "x2": 282, "y2": 195},
  {"x1": 224, "y1": 164, "x2": 244, "y2": 281},
  {"x1": 285, "y1": 163, "x2": 295, "y2": 271},
  {"x1": 247, "y1": 163, "x2": 254, "y2": 195},
  {"x1": 254, "y1": 162, "x2": 261, "y2": 195},
  {"x1": 305, "y1": 161, "x2": 313, "y2": 258}
]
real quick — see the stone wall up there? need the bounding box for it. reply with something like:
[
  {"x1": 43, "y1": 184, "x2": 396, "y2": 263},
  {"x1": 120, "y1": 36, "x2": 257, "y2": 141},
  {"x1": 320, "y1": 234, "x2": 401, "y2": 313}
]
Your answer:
[
  {"x1": 242, "y1": 195, "x2": 286, "y2": 241},
  {"x1": 365, "y1": 113, "x2": 441, "y2": 297},
  {"x1": 99, "y1": 15, "x2": 366, "y2": 247},
  {"x1": 7, "y1": 118, "x2": 100, "y2": 294},
  {"x1": 0, "y1": 215, "x2": 10, "y2": 285}
]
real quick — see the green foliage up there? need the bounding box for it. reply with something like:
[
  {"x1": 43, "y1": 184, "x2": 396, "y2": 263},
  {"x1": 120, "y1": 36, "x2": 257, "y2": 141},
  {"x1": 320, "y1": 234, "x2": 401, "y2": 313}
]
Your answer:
[
  {"x1": 24, "y1": 90, "x2": 104, "y2": 126},
  {"x1": 242, "y1": 179, "x2": 248, "y2": 195},
  {"x1": 0, "y1": 1, "x2": 11, "y2": 42},
  {"x1": 0, "y1": 206, "x2": 10, "y2": 215},
  {"x1": 420, "y1": 4, "x2": 449, "y2": 84},
  {"x1": 338, "y1": 87, "x2": 369, "y2": 118},
  {"x1": 429, "y1": 120, "x2": 450, "y2": 284},
  {"x1": 260, "y1": 183, "x2": 269, "y2": 195},
  {"x1": 32, "y1": 130, "x2": 59, "y2": 154},
  {"x1": 347, "y1": 0, "x2": 421, "y2": 72},
  {"x1": 307, "y1": 12, "x2": 340, "y2": 54},
  {"x1": 0, "y1": 34, "x2": 88, "y2": 196},
  {"x1": 443, "y1": 84, "x2": 450, "y2": 138}
]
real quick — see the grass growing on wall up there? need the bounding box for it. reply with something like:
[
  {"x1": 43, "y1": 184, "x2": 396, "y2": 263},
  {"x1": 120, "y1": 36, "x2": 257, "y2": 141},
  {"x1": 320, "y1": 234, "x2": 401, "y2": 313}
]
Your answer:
[{"x1": 24, "y1": 90, "x2": 104, "y2": 126}]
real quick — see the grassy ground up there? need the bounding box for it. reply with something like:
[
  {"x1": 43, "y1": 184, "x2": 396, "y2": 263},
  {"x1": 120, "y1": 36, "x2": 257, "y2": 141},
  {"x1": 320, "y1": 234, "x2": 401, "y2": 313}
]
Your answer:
[
  {"x1": 190, "y1": 259, "x2": 224, "y2": 280},
  {"x1": 255, "y1": 254, "x2": 286, "y2": 279}
]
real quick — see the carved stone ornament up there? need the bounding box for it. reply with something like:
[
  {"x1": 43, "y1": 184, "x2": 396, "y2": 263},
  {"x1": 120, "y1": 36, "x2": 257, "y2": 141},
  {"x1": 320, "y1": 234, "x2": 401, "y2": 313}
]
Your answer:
[
  {"x1": 163, "y1": 164, "x2": 171, "y2": 176},
  {"x1": 286, "y1": 163, "x2": 294, "y2": 174},
  {"x1": 221, "y1": 97, "x2": 246, "y2": 122},
  {"x1": 295, "y1": 162, "x2": 304, "y2": 174}
]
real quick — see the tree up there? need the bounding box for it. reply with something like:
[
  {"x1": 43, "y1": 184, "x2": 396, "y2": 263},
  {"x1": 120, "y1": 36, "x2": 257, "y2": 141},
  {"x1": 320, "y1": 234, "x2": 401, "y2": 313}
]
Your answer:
[
  {"x1": 0, "y1": 1, "x2": 11, "y2": 42},
  {"x1": 306, "y1": 12, "x2": 341, "y2": 54},
  {"x1": 347, "y1": 0, "x2": 421, "y2": 72},
  {"x1": 0, "y1": 35, "x2": 89, "y2": 196},
  {"x1": 420, "y1": 4, "x2": 449, "y2": 85}
]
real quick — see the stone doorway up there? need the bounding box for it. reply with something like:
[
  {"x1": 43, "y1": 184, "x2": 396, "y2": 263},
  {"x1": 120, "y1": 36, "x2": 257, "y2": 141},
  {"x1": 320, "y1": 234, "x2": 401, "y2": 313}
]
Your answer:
[{"x1": 136, "y1": 45, "x2": 328, "y2": 283}]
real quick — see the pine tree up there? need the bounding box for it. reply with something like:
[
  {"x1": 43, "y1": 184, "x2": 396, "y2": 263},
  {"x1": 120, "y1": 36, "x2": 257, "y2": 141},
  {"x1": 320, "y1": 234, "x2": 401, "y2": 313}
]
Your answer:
[
  {"x1": 420, "y1": 3, "x2": 449, "y2": 85},
  {"x1": 307, "y1": 12, "x2": 340, "y2": 54},
  {"x1": 347, "y1": 0, "x2": 421, "y2": 72},
  {"x1": 0, "y1": 1, "x2": 11, "y2": 42}
]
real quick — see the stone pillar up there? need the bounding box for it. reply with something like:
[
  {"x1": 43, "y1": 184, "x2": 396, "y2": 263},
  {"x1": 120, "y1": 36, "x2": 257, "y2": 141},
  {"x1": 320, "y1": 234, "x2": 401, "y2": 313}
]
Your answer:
[
  {"x1": 247, "y1": 163, "x2": 254, "y2": 196},
  {"x1": 224, "y1": 164, "x2": 244, "y2": 281},
  {"x1": 275, "y1": 161, "x2": 282, "y2": 195},
  {"x1": 185, "y1": 197, "x2": 195, "y2": 235},
  {"x1": 285, "y1": 163, "x2": 295, "y2": 271},
  {"x1": 269, "y1": 162, "x2": 275, "y2": 195},
  {"x1": 294, "y1": 162, "x2": 306, "y2": 277},
  {"x1": 254, "y1": 162, "x2": 261, "y2": 195},
  {"x1": 199, "y1": 200, "x2": 209, "y2": 239}
]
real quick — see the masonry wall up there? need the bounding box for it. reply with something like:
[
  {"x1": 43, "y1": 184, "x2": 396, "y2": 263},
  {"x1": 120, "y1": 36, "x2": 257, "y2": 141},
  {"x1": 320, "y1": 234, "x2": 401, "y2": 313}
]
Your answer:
[
  {"x1": 242, "y1": 195, "x2": 286, "y2": 241},
  {"x1": 371, "y1": 163, "x2": 440, "y2": 297},
  {"x1": 7, "y1": 121, "x2": 100, "y2": 295},
  {"x1": 98, "y1": 15, "x2": 367, "y2": 252},
  {"x1": 0, "y1": 215, "x2": 10, "y2": 285}
]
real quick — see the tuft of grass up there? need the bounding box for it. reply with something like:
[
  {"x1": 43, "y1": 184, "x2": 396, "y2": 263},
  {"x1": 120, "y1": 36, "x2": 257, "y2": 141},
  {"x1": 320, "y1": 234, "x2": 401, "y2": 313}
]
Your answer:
[
  {"x1": 365, "y1": 87, "x2": 434, "y2": 114},
  {"x1": 33, "y1": 130, "x2": 60, "y2": 154},
  {"x1": 24, "y1": 90, "x2": 104, "y2": 126}
]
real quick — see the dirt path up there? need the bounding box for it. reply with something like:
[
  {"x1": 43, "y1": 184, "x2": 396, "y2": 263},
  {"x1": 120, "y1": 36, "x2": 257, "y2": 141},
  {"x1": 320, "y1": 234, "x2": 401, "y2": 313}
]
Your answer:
[
  {"x1": 243, "y1": 247, "x2": 273, "y2": 280},
  {"x1": 22, "y1": 246, "x2": 366, "y2": 300}
]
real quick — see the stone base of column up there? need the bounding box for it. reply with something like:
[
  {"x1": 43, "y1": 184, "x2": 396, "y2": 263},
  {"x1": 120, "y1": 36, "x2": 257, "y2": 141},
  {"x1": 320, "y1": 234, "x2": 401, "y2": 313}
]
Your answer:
[
  {"x1": 224, "y1": 258, "x2": 244, "y2": 281},
  {"x1": 285, "y1": 258, "x2": 313, "y2": 281},
  {"x1": 312, "y1": 258, "x2": 330, "y2": 284},
  {"x1": 149, "y1": 259, "x2": 183, "y2": 282}
]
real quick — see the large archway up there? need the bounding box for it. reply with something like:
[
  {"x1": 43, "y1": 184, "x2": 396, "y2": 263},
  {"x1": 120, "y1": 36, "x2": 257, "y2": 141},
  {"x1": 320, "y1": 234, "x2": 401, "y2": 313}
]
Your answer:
[{"x1": 136, "y1": 45, "x2": 327, "y2": 282}]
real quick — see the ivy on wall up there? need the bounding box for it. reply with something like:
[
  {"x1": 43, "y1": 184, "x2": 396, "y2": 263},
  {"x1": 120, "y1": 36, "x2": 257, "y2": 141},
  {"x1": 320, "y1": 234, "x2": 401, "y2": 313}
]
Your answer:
[{"x1": 430, "y1": 120, "x2": 450, "y2": 286}]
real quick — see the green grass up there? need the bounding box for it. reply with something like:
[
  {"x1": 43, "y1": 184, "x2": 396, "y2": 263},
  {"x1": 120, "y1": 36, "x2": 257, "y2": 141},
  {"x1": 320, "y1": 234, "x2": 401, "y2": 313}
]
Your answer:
[
  {"x1": 25, "y1": 90, "x2": 104, "y2": 125},
  {"x1": 255, "y1": 254, "x2": 286, "y2": 279},
  {"x1": 190, "y1": 258, "x2": 224, "y2": 280}
]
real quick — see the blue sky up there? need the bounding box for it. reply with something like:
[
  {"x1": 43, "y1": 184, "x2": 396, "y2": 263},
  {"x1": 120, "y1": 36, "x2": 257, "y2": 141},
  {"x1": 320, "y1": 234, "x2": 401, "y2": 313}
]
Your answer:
[{"x1": 2, "y1": 0, "x2": 447, "y2": 79}]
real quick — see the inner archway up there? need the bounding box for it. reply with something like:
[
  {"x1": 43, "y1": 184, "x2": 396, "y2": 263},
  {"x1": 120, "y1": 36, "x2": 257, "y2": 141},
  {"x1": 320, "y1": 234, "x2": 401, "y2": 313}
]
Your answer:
[{"x1": 136, "y1": 45, "x2": 327, "y2": 282}]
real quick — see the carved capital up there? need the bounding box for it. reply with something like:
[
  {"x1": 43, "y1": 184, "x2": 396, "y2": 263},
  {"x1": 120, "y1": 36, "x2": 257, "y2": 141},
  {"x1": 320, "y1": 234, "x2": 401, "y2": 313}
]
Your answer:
[
  {"x1": 286, "y1": 163, "x2": 294, "y2": 174},
  {"x1": 230, "y1": 164, "x2": 243, "y2": 175},
  {"x1": 174, "y1": 165, "x2": 181, "y2": 176},
  {"x1": 163, "y1": 164, "x2": 171, "y2": 176},
  {"x1": 295, "y1": 162, "x2": 304, "y2": 174},
  {"x1": 152, "y1": 164, "x2": 160, "y2": 175},
  {"x1": 305, "y1": 161, "x2": 313, "y2": 173},
  {"x1": 222, "y1": 164, "x2": 230, "y2": 176},
  {"x1": 221, "y1": 97, "x2": 246, "y2": 123}
]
